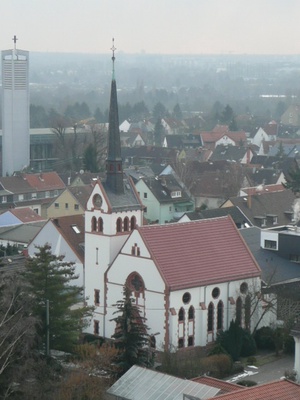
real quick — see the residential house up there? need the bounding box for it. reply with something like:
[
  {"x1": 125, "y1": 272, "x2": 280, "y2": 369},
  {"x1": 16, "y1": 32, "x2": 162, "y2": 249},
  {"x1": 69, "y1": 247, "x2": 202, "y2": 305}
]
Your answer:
[
  {"x1": 59, "y1": 171, "x2": 103, "y2": 187},
  {"x1": 121, "y1": 146, "x2": 177, "y2": 167},
  {"x1": 280, "y1": 104, "x2": 300, "y2": 127},
  {"x1": 222, "y1": 189, "x2": 296, "y2": 229},
  {"x1": 209, "y1": 144, "x2": 253, "y2": 164},
  {"x1": 251, "y1": 126, "x2": 276, "y2": 148},
  {"x1": 47, "y1": 185, "x2": 93, "y2": 218},
  {"x1": 0, "y1": 172, "x2": 65, "y2": 217},
  {"x1": 136, "y1": 174, "x2": 194, "y2": 223},
  {"x1": 0, "y1": 207, "x2": 44, "y2": 227},
  {"x1": 179, "y1": 206, "x2": 251, "y2": 229},
  {"x1": 0, "y1": 221, "x2": 45, "y2": 251},
  {"x1": 161, "y1": 117, "x2": 187, "y2": 135},
  {"x1": 200, "y1": 127, "x2": 247, "y2": 151},
  {"x1": 28, "y1": 215, "x2": 85, "y2": 288}
]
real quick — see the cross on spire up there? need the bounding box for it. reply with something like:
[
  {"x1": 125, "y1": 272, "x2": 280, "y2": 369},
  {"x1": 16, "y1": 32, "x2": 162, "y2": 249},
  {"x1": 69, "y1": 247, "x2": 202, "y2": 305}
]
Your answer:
[
  {"x1": 111, "y1": 38, "x2": 116, "y2": 79},
  {"x1": 12, "y1": 35, "x2": 18, "y2": 50}
]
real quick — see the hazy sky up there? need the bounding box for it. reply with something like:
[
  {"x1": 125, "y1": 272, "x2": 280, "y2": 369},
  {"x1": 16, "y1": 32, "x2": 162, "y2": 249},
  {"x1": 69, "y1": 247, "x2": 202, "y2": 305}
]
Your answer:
[{"x1": 1, "y1": 0, "x2": 300, "y2": 55}]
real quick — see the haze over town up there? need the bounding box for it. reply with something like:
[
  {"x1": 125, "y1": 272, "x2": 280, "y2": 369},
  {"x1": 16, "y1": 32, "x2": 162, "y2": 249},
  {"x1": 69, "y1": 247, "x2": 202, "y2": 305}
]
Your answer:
[{"x1": 1, "y1": 0, "x2": 300, "y2": 55}]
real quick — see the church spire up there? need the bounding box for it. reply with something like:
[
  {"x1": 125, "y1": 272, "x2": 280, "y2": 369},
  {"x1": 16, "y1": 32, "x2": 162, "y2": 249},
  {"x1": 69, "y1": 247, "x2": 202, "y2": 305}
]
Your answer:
[{"x1": 106, "y1": 38, "x2": 124, "y2": 194}]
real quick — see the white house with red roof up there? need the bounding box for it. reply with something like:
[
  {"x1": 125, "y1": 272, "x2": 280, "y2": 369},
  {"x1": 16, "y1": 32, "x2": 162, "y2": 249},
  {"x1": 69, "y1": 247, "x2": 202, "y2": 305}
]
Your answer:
[{"x1": 28, "y1": 215, "x2": 85, "y2": 288}]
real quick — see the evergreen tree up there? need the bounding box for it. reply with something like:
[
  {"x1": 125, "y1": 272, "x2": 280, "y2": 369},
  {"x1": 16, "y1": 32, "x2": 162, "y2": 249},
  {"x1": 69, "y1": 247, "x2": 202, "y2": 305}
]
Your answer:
[
  {"x1": 111, "y1": 286, "x2": 153, "y2": 377},
  {"x1": 83, "y1": 143, "x2": 99, "y2": 172},
  {"x1": 173, "y1": 103, "x2": 183, "y2": 120},
  {"x1": 23, "y1": 244, "x2": 93, "y2": 353},
  {"x1": 283, "y1": 163, "x2": 300, "y2": 194},
  {"x1": 154, "y1": 118, "x2": 164, "y2": 146}
]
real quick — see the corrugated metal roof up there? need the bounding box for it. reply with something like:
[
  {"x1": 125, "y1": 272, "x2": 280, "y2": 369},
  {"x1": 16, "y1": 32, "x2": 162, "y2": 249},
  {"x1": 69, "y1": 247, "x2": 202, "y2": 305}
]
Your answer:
[{"x1": 107, "y1": 365, "x2": 219, "y2": 399}]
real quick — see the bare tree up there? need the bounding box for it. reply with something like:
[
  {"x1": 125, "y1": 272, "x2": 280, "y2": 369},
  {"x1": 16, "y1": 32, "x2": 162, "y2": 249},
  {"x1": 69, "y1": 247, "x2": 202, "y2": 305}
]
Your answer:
[{"x1": 0, "y1": 272, "x2": 37, "y2": 397}]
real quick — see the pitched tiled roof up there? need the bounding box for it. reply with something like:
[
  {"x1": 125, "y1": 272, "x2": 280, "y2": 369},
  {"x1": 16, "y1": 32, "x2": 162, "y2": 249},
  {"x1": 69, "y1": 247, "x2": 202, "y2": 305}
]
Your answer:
[
  {"x1": 51, "y1": 215, "x2": 85, "y2": 262},
  {"x1": 210, "y1": 145, "x2": 248, "y2": 163},
  {"x1": 207, "y1": 379, "x2": 300, "y2": 400},
  {"x1": 192, "y1": 376, "x2": 244, "y2": 394},
  {"x1": 9, "y1": 208, "x2": 45, "y2": 223},
  {"x1": 226, "y1": 189, "x2": 296, "y2": 229},
  {"x1": 68, "y1": 185, "x2": 93, "y2": 208},
  {"x1": 24, "y1": 172, "x2": 65, "y2": 191},
  {"x1": 138, "y1": 216, "x2": 260, "y2": 290},
  {"x1": 0, "y1": 175, "x2": 34, "y2": 194},
  {"x1": 185, "y1": 206, "x2": 252, "y2": 228}
]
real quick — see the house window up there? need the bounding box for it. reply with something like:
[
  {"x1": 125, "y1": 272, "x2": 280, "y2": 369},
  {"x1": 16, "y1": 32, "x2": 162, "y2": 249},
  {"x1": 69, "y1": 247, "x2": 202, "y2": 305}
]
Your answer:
[
  {"x1": 32, "y1": 193, "x2": 37, "y2": 199},
  {"x1": 217, "y1": 301, "x2": 223, "y2": 330},
  {"x1": 188, "y1": 336, "x2": 194, "y2": 347},
  {"x1": 74, "y1": 204, "x2": 79, "y2": 210},
  {"x1": 94, "y1": 320, "x2": 99, "y2": 335},
  {"x1": 144, "y1": 192, "x2": 147, "y2": 199},
  {"x1": 45, "y1": 191, "x2": 50, "y2": 198},
  {"x1": 2, "y1": 196, "x2": 7, "y2": 203},
  {"x1": 116, "y1": 217, "x2": 122, "y2": 233},
  {"x1": 144, "y1": 207, "x2": 147, "y2": 213},
  {"x1": 264, "y1": 240, "x2": 277, "y2": 250},
  {"x1": 290, "y1": 254, "x2": 300, "y2": 263},
  {"x1": 178, "y1": 338, "x2": 184, "y2": 348},
  {"x1": 171, "y1": 191, "x2": 182, "y2": 198},
  {"x1": 18, "y1": 194, "x2": 24, "y2": 201},
  {"x1": 65, "y1": 203, "x2": 69, "y2": 209},
  {"x1": 207, "y1": 302, "x2": 214, "y2": 332},
  {"x1": 94, "y1": 289, "x2": 100, "y2": 305},
  {"x1": 33, "y1": 208, "x2": 39, "y2": 214},
  {"x1": 236, "y1": 297, "x2": 242, "y2": 326},
  {"x1": 54, "y1": 203, "x2": 59, "y2": 209}
]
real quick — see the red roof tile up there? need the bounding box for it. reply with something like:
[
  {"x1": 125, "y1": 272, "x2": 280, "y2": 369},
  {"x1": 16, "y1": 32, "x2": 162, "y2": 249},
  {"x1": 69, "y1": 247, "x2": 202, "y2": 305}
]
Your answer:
[
  {"x1": 138, "y1": 216, "x2": 260, "y2": 290},
  {"x1": 24, "y1": 172, "x2": 65, "y2": 191},
  {"x1": 192, "y1": 376, "x2": 244, "y2": 394},
  {"x1": 207, "y1": 379, "x2": 300, "y2": 400},
  {"x1": 9, "y1": 207, "x2": 45, "y2": 223}
]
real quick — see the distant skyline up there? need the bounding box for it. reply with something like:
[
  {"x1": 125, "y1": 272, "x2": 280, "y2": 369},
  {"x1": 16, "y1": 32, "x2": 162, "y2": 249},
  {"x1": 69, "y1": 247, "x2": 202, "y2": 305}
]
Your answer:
[{"x1": 1, "y1": 0, "x2": 300, "y2": 55}]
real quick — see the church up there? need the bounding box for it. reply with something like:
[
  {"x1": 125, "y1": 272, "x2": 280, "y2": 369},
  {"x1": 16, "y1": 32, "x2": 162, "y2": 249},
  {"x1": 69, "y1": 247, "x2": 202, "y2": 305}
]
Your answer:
[{"x1": 84, "y1": 44, "x2": 262, "y2": 352}]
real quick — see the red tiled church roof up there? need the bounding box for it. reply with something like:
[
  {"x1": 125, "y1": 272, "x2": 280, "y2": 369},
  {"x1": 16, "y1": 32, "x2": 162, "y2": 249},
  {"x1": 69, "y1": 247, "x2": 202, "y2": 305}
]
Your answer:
[{"x1": 138, "y1": 216, "x2": 260, "y2": 291}]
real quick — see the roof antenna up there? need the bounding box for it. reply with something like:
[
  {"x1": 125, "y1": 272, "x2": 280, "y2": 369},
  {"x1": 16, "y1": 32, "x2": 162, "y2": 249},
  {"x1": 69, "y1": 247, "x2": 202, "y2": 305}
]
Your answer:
[{"x1": 111, "y1": 38, "x2": 116, "y2": 80}]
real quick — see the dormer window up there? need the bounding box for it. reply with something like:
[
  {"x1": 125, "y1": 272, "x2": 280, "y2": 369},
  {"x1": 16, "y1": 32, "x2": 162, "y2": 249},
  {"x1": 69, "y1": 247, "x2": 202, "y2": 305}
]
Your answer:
[{"x1": 171, "y1": 190, "x2": 182, "y2": 198}]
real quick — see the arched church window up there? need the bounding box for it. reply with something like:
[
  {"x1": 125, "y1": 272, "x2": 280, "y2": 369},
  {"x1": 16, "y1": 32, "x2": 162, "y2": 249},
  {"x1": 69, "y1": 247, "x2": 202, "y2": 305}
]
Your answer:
[
  {"x1": 91, "y1": 216, "x2": 97, "y2": 232},
  {"x1": 236, "y1": 296, "x2": 242, "y2": 326},
  {"x1": 208, "y1": 302, "x2": 214, "y2": 332},
  {"x1": 178, "y1": 307, "x2": 185, "y2": 322},
  {"x1": 116, "y1": 217, "x2": 122, "y2": 233},
  {"x1": 245, "y1": 295, "x2": 251, "y2": 330},
  {"x1": 126, "y1": 272, "x2": 145, "y2": 296},
  {"x1": 217, "y1": 301, "x2": 223, "y2": 330},
  {"x1": 188, "y1": 306, "x2": 194, "y2": 320},
  {"x1": 130, "y1": 216, "x2": 136, "y2": 230},
  {"x1": 98, "y1": 217, "x2": 103, "y2": 233},
  {"x1": 124, "y1": 217, "x2": 129, "y2": 232}
]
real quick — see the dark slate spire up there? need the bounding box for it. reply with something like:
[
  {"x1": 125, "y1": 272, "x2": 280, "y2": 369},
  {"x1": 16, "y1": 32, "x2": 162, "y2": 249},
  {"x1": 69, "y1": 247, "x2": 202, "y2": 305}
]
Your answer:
[{"x1": 106, "y1": 38, "x2": 124, "y2": 194}]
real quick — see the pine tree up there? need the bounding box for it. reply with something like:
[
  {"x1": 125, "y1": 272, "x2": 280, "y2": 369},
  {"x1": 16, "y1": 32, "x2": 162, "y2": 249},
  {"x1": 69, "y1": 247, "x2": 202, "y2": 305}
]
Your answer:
[
  {"x1": 111, "y1": 286, "x2": 153, "y2": 376},
  {"x1": 23, "y1": 244, "x2": 93, "y2": 353}
]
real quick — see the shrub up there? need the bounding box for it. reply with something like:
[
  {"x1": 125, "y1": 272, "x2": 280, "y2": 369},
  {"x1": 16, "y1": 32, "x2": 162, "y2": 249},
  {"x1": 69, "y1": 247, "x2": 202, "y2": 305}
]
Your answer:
[
  {"x1": 247, "y1": 356, "x2": 257, "y2": 365},
  {"x1": 240, "y1": 330, "x2": 257, "y2": 357},
  {"x1": 208, "y1": 343, "x2": 229, "y2": 356},
  {"x1": 254, "y1": 326, "x2": 275, "y2": 350},
  {"x1": 283, "y1": 334, "x2": 295, "y2": 354},
  {"x1": 217, "y1": 320, "x2": 243, "y2": 361},
  {"x1": 200, "y1": 354, "x2": 233, "y2": 378}
]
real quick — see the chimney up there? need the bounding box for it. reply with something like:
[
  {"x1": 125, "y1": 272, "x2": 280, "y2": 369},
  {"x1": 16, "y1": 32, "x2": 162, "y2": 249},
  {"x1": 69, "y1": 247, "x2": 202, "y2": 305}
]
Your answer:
[{"x1": 247, "y1": 193, "x2": 252, "y2": 209}]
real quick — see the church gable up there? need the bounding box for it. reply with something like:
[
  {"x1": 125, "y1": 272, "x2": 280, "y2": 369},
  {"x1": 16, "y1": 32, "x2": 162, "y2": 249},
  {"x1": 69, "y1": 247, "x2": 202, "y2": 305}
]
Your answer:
[
  {"x1": 120, "y1": 229, "x2": 151, "y2": 258},
  {"x1": 86, "y1": 181, "x2": 110, "y2": 213}
]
